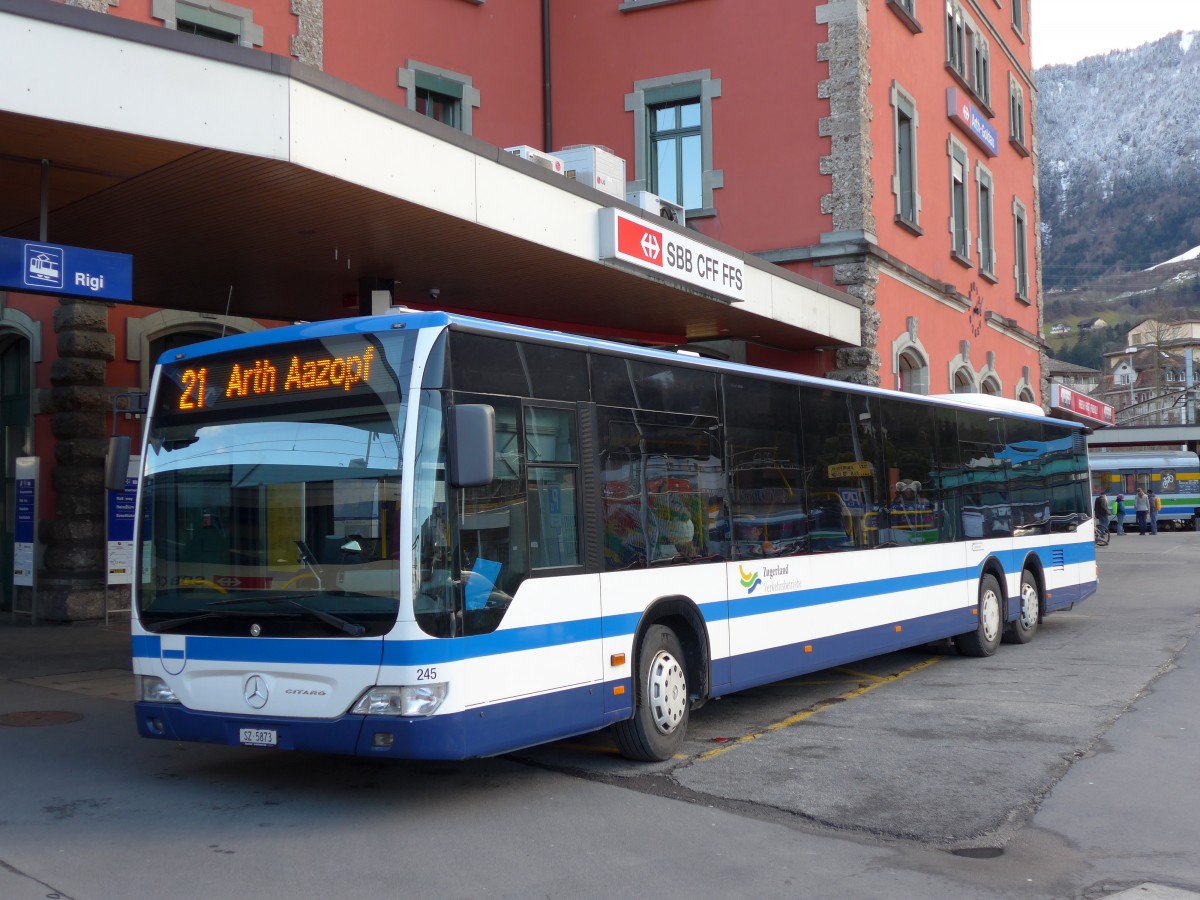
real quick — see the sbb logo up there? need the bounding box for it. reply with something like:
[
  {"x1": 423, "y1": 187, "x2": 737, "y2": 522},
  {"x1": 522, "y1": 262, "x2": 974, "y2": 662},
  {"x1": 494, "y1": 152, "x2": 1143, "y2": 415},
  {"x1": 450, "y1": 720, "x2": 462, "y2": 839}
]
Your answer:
[{"x1": 617, "y1": 216, "x2": 664, "y2": 267}]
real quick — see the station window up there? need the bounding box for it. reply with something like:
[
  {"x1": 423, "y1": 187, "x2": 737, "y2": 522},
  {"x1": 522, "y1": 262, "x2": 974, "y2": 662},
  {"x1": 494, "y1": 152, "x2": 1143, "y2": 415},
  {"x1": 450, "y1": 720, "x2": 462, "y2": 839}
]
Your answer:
[
  {"x1": 398, "y1": 62, "x2": 481, "y2": 135},
  {"x1": 626, "y1": 71, "x2": 723, "y2": 215},
  {"x1": 948, "y1": 138, "x2": 971, "y2": 264},
  {"x1": 1013, "y1": 198, "x2": 1030, "y2": 301},
  {"x1": 151, "y1": 0, "x2": 264, "y2": 48},
  {"x1": 650, "y1": 99, "x2": 702, "y2": 211},
  {"x1": 945, "y1": 2, "x2": 990, "y2": 108},
  {"x1": 891, "y1": 83, "x2": 922, "y2": 231},
  {"x1": 976, "y1": 162, "x2": 996, "y2": 279},
  {"x1": 887, "y1": 0, "x2": 922, "y2": 32},
  {"x1": 898, "y1": 349, "x2": 930, "y2": 394},
  {"x1": 1009, "y1": 77, "x2": 1029, "y2": 155}
]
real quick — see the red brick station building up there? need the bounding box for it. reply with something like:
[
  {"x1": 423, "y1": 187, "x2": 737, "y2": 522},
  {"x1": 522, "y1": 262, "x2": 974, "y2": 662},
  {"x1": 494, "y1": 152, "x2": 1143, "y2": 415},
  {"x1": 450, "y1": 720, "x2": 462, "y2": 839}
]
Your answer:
[{"x1": 0, "y1": 0, "x2": 1044, "y2": 620}]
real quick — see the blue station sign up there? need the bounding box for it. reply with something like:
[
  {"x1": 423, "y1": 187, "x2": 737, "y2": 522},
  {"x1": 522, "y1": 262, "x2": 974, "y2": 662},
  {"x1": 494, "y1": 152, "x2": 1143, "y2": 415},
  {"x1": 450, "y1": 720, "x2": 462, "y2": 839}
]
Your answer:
[
  {"x1": 0, "y1": 236, "x2": 133, "y2": 302},
  {"x1": 946, "y1": 87, "x2": 998, "y2": 157}
]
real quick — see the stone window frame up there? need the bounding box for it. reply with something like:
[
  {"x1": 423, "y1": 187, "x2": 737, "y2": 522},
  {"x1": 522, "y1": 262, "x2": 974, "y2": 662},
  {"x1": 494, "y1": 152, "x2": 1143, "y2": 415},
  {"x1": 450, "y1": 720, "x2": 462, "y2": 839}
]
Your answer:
[
  {"x1": 892, "y1": 318, "x2": 930, "y2": 394},
  {"x1": 944, "y1": 1, "x2": 992, "y2": 113},
  {"x1": 618, "y1": 0, "x2": 700, "y2": 10},
  {"x1": 975, "y1": 160, "x2": 997, "y2": 281},
  {"x1": 0, "y1": 307, "x2": 41, "y2": 427},
  {"x1": 886, "y1": 0, "x2": 922, "y2": 34},
  {"x1": 979, "y1": 352, "x2": 1002, "y2": 395},
  {"x1": 397, "y1": 61, "x2": 481, "y2": 136},
  {"x1": 1008, "y1": 75, "x2": 1030, "y2": 156},
  {"x1": 626, "y1": 70, "x2": 723, "y2": 217},
  {"x1": 1013, "y1": 197, "x2": 1030, "y2": 302},
  {"x1": 947, "y1": 136, "x2": 972, "y2": 266},
  {"x1": 1014, "y1": 368, "x2": 1036, "y2": 404},
  {"x1": 949, "y1": 343, "x2": 977, "y2": 393},
  {"x1": 891, "y1": 82, "x2": 923, "y2": 234},
  {"x1": 0, "y1": 306, "x2": 42, "y2": 366},
  {"x1": 151, "y1": 0, "x2": 264, "y2": 48},
  {"x1": 127, "y1": 310, "x2": 266, "y2": 390},
  {"x1": 1011, "y1": 0, "x2": 1025, "y2": 40}
]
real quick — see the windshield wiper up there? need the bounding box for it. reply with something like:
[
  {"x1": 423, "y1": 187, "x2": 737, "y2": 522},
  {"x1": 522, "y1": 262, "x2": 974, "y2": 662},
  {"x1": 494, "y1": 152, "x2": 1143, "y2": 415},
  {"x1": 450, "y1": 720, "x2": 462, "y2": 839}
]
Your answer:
[
  {"x1": 207, "y1": 595, "x2": 367, "y2": 636},
  {"x1": 148, "y1": 609, "x2": 272, "y2": 633}
]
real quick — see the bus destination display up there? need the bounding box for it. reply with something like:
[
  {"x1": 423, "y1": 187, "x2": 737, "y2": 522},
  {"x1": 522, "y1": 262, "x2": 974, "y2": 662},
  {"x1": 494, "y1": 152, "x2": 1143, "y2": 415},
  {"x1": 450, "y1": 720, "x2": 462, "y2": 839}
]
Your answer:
[{"x1": 161, "y1": 343, "x2": 382, "y2": 415}]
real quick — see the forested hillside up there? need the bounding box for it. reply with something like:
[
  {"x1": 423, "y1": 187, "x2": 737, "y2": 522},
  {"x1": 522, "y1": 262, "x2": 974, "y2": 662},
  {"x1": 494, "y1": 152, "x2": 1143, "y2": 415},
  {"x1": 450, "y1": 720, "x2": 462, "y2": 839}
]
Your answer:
[{"x1": 1037, "y1": 31, "x2": 1200, "y2": 292}]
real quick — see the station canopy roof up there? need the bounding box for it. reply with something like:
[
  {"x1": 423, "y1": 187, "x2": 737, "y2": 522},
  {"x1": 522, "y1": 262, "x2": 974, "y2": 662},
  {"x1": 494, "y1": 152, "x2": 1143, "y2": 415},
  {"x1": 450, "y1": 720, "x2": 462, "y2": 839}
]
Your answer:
[{"x1": 0, "y1": 0, "x2": 859, "y2": 352}]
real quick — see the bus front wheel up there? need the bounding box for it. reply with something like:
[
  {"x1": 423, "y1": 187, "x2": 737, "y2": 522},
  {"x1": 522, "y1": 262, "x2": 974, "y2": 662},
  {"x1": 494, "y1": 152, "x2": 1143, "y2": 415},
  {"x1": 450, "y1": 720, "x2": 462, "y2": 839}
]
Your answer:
[
  {"x1": 613, "y1": 624, "x2": 690, "y2": 762},
  {"x1": 953, "y1": 574, "x2": 1003, "y2": 658}
]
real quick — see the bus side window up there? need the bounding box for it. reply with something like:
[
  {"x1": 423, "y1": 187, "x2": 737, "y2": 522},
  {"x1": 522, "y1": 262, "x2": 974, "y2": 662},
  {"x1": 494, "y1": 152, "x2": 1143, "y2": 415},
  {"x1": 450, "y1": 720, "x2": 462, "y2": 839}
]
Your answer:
[
  {"x1": 458, "y1": 397, "x2": 529, "y2": 635},
  {"x1": 525, "y1": 405, "x2": 581, "y2": 570}
]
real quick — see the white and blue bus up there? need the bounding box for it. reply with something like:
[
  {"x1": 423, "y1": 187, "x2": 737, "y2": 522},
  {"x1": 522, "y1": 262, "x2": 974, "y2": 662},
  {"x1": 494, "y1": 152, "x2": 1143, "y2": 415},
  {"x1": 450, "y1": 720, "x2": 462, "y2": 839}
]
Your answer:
[{"x1": 129, "y1": 311, "x2": 1097, "y2": 761}]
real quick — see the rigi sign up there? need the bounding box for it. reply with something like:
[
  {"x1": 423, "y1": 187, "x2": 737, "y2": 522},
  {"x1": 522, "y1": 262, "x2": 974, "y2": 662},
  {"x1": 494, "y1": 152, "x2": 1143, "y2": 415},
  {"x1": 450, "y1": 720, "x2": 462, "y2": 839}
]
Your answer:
[
  {"x1": 0, "y1": 236, "x2": 133, "y2": 302},
  {"x1": 598, "y1": 208, "x2": 745, "y2": 303}
]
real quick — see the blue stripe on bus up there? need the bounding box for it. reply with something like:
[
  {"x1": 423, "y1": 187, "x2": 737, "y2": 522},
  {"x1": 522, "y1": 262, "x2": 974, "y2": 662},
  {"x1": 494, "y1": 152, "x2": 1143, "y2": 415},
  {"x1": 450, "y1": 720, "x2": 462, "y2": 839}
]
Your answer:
[
  {"x1": 132, "y1": 634, "x2": 385, "y2": 667},
  {"x1": 730, "y1": 565, "x2": 968, "y2": 619},
  {"x1": 135, "y1": 577, "x2": 1098, "y2": 761},
  {"x1": 136, "y1": 677, "x2": 632, "y2": 759},
  {"x1": 132, "y1": 545, "x2": 1095, "y2": 670},
  {"x1": 722, "y1": 608, "x2": 969, "y2": 696}
]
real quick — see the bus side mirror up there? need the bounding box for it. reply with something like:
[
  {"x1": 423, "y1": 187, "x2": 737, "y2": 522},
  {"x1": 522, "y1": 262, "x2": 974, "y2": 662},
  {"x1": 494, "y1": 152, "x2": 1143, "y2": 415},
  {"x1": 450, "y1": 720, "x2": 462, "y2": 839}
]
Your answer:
[
  {"x1": 449, "y1": 404, "x2": 495, "y2": 488},
  {"x1": 105, "y1": 435, "x2": 132, "y2": 491}
]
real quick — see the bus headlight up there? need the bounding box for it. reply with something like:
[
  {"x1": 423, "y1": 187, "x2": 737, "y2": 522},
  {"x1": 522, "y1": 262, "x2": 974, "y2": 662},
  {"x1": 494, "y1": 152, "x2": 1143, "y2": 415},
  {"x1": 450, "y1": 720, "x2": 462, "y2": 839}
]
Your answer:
[
  {"x1": 351, "y1": 684, "x2": 448, "y2": 717},
  {"x1": 136, "y1": 675, "x2": 180, "y2": 704}
]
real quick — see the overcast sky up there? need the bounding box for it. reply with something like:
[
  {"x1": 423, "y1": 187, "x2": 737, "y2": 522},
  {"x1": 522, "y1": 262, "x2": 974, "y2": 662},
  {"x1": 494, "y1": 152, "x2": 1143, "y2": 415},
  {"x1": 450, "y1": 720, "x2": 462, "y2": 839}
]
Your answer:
[{"x1": 1032, "y1": 0, "x2": 1200, "y2": 67}]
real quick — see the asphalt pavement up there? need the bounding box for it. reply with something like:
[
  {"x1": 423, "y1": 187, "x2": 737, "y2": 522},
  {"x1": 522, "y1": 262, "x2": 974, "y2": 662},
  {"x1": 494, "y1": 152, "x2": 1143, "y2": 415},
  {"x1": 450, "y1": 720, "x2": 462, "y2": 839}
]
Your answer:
[{"x1": 1, "y1": 532, "x2": 1197, "y2": 899}]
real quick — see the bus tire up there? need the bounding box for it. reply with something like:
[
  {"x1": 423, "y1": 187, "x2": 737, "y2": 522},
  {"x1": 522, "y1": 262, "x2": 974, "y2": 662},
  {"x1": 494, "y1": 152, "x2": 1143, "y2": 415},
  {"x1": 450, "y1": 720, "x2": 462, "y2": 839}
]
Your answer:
[
  {"x1": 1002, "y1": 570, "x2": 1040, "y2": 644},
  {"x1": 613, "y1": 624, "x2": 690, "y2": 762},
  {"x1": 953, "y1": 573, "x2": 1003, "y2": 658}
]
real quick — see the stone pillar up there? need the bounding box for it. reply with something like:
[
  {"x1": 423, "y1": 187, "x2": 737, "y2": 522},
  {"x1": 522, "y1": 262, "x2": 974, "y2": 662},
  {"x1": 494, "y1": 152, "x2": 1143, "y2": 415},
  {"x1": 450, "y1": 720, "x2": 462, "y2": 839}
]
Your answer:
[
  {"x1": 64, "y1": 0, "x2": 116, "y2": 11},
  {"x1": 817, "y1": 0, "x2": 881, "y2": 386},
  {"x1": 290, "y1": 0, "x2": 324, "y2": 70},
  {"x1": 39, "y1": 300, "x2": 115, "y2": 621},
  {"x1": 1029, "y1": 62, "x2": 1049, "y2": 409}
]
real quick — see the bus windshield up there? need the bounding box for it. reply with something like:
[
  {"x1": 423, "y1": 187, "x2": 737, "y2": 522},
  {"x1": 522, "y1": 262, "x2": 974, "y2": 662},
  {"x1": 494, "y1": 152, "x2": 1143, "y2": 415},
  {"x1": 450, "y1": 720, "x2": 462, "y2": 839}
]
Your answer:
[{"x1": 137, "y1": 333, "x2": 412, "y2": 638}]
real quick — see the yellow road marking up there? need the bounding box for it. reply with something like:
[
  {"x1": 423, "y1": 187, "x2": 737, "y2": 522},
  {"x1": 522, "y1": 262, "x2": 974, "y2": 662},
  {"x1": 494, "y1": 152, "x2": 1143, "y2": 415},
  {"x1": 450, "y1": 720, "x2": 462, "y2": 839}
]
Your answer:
[
  {"x1": 692, "y1": 656, "x2": 942, "y2": 762},
  {"x1": 831, "y1": 666, "x2": 887, "y2": 682}
]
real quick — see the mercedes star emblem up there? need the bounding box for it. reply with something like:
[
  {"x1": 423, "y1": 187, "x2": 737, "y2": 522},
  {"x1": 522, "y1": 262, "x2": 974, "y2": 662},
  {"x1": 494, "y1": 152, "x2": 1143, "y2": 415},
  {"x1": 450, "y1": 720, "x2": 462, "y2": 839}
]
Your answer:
[{"x1": 244, "y1": 675, "x2": 269, "y2": 709}]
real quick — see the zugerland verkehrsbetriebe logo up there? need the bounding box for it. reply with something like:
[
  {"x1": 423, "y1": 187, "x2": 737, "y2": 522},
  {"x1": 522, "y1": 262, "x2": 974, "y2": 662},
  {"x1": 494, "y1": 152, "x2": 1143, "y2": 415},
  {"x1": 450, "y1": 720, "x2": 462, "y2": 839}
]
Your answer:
[{"x1": 739, "y1": 563, "x2": 802, "y2": 596}]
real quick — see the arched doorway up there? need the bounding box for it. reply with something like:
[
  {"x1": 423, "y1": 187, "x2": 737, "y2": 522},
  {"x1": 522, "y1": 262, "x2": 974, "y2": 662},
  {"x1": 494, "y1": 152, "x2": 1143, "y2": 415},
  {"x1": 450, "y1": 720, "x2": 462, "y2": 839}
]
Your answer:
[{"x1": 0, "y1": 336, "x2": 32, "y2": 613}]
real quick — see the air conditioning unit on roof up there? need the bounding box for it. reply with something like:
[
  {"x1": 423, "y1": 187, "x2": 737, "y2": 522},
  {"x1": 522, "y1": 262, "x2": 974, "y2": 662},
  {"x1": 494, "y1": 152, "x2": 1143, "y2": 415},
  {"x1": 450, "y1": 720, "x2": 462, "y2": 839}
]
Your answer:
[
  {"x1": 550, "y1": 145, "x2": 626, "y2": 200},
  {"x1": 504, "y1": 145, "x2": 565, "y2": 175},
  {"x1": 625, "y1": 190, "x2": 686, "y2": 227}
]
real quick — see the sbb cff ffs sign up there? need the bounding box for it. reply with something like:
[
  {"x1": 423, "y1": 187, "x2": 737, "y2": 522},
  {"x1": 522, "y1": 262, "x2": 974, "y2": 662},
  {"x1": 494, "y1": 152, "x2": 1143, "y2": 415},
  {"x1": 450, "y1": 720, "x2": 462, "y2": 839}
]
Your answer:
[{"x1": 599, "y1": 208, "x2": 745, "y2": 303}]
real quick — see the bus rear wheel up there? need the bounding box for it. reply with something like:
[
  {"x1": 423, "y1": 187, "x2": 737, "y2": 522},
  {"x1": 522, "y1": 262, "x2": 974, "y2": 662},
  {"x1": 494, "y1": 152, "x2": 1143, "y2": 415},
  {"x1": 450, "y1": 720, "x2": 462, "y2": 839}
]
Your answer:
[
  {"x1": 1002, "y1": 571, "x2": 1040, "y2": 644},
  {"x1": 953, "y1": 573, "x2": 1003, "y2": 658},
  {"x1": 613, "y1": 624, "x2": 690, "y2": 762}
]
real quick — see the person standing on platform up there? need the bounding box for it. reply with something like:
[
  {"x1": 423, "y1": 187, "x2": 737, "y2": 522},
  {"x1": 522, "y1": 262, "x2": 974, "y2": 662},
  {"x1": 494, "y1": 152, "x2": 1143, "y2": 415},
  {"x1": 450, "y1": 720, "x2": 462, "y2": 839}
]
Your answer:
[{"x1": 1134, "y1": 488, "x2": 1150, "y2": 535}]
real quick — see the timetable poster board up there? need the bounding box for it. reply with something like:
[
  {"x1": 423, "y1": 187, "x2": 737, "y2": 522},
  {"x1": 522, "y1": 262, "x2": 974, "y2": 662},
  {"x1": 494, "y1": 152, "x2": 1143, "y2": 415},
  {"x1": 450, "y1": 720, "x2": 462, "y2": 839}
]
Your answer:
[
  {"x1": 107, "y1": 455, "x2": 140, "y2": 585},
  {"x1": 14, "y1": 457, "x2": 39, "y2": 587}
]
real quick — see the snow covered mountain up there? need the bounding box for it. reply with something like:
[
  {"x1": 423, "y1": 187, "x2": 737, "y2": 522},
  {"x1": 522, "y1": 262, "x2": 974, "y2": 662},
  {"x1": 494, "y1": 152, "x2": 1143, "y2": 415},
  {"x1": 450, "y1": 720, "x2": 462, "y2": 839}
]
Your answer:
[{"x1": 1037, "y1": 31, "x2": 1200, "y2": 290}]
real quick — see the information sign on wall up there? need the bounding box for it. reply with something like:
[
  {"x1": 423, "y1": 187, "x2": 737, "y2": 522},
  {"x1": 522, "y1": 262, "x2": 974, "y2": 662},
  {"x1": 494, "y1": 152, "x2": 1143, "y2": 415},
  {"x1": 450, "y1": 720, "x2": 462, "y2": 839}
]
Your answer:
[
  {"x1": 946, "y1": 87, "x2": 999, "y2": 157},
  {"x1": 14, "y1": 457, "x2": 39, "y2": 587},
  {"x1": 107, "y1": 455, "x2": 140, "y2": 585}
]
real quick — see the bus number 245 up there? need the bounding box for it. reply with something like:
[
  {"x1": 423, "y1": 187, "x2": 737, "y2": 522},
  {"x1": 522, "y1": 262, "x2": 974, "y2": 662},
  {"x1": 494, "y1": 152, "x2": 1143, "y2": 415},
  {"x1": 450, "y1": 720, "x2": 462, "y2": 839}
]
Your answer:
[{"x1": 416, "y1": 667, "x2": 438, "y2": 681}]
